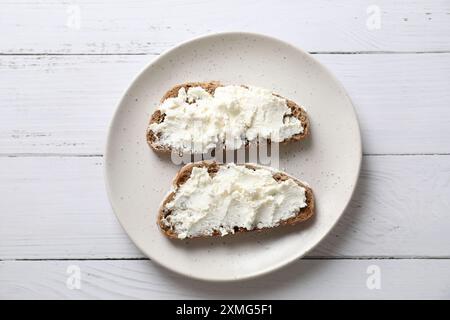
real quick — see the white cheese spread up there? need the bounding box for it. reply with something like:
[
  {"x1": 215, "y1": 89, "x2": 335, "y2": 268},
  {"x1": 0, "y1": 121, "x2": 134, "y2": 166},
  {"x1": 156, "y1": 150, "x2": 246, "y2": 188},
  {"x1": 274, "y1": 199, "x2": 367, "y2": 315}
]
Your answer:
[
  {"x1": 148, "y1": 85, "x2": 304, "y2": 154},
  {"x1": 162, "y1": 163, "x2": 307, "y2": 239}
]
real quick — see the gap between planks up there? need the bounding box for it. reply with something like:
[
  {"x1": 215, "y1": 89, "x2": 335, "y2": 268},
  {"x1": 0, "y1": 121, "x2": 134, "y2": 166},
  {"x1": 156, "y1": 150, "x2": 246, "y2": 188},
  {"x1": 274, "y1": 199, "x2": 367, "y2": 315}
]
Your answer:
[
  {"x1": 1, "y1": 51, "x2": 450, "y2": 56},
  {"x1": 2, "y1": 256, "x2": 450, "y2": 262},
  {"x1": 0, "y1": 153, "x2": 449, "y2": 158}
]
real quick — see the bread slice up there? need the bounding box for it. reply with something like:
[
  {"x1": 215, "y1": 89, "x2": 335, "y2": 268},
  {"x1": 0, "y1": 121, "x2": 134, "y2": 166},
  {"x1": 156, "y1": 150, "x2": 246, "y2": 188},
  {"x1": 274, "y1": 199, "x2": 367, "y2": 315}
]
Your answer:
[
  {"x1": 147, "y1": 81, "x2": 310, "y2": 153},
  {"x1": 158, "y1": 161, "x2": 315, "y2": 239}
]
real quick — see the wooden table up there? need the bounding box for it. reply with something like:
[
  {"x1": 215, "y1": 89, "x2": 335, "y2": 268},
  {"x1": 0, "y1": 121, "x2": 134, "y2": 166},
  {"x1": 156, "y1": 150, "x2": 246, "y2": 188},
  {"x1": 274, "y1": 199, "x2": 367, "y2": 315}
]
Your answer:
[{"x1": 1, "y1": 0, "x2": 449, "y2": 299}]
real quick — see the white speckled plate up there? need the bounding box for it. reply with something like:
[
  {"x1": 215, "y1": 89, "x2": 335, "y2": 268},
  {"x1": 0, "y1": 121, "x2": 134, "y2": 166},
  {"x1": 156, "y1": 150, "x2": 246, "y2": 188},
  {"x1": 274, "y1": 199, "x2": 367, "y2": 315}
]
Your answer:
[{"x1": 105, "y1": 32, "x2": 362, "y2": 281}]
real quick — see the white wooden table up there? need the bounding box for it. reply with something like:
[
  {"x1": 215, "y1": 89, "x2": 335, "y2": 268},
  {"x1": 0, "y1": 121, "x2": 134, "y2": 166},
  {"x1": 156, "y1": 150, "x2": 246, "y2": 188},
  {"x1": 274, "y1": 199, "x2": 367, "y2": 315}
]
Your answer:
[{"x1": 1, "y1": 0, "x2": 450, "y2": 299}]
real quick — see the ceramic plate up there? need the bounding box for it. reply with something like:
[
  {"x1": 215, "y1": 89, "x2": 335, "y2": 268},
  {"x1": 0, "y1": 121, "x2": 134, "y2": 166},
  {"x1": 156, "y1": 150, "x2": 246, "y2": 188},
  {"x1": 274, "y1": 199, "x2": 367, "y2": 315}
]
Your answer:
[{"x1": 105, "y1": 32, "x2": 362, "y2": 281}]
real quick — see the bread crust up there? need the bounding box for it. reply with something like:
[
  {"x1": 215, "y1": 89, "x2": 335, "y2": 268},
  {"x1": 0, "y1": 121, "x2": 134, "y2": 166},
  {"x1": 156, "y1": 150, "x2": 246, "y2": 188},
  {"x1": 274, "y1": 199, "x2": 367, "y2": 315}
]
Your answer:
[
  {"x1": 158, "y1": 161, "x2": 315, "y2": 239},
  {"x1": 147, "y1": 81, "x2": 310, "y2": 153}
]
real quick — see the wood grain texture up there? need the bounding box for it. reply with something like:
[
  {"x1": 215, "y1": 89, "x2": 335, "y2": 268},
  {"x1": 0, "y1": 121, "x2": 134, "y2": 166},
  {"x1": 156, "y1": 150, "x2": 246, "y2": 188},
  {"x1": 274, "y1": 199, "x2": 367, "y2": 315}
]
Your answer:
[
  {"x1": 1, "y1": 0, "x2": 449, "y2": 54},
  {"x1": 1, "y1": 155, "x2": 449, "y2": 259},
  {"x1": 1, "y1": 53, "x2": 449, "y2": 155},
  {"x1": 1, "y1": 0, "x2": 450, "y2": 299},
  {"x1": 1, "y1": 259, "x2": 449, "y2": 299}
]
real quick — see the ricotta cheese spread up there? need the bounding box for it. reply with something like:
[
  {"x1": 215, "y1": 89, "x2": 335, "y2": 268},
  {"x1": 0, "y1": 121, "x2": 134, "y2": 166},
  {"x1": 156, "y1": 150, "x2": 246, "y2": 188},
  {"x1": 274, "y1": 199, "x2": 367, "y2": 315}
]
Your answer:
[
  {"x1": 162, "y1": 163, "x2": 307, "y2": 239},
  {"x1": 148, "y1": 85, "x2": 304, "y2": 154}
]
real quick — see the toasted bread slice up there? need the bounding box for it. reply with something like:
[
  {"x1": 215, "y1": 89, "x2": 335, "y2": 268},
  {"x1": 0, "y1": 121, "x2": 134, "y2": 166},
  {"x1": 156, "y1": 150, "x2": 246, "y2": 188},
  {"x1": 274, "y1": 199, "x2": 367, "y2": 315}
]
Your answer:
[
  {"x1": 147, "y1": 81, "x2": 310, "y2": 153},
  {"x1": 158, "y1": 161, "x2": 315, "y2": 239}
]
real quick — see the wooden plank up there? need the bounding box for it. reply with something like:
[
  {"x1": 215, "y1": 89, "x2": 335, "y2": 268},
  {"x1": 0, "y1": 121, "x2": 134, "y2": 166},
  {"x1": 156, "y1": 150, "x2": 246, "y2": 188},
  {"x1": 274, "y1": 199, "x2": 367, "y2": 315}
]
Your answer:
[
  {"x1": 1, "y1": 0, "x2": 449, "y2": 54},
  {"x1": 1, "y1": 259, "x2": 449, "y2": 299},
  {"x1": 1, "y1": 155, "x2": 449, "y2": 259},
  {"x1": 0, "y1": 156, "x2": 141, "y2": 259},
  {"x1": 1, "y1": 53, "x2": 449, "y2": 155},
  {"x1": 316, "y1": 53, "x2": 450, "y2": 154},
  {"x1": 0, "y1": 54, "x2": 146, "y2": 155}
]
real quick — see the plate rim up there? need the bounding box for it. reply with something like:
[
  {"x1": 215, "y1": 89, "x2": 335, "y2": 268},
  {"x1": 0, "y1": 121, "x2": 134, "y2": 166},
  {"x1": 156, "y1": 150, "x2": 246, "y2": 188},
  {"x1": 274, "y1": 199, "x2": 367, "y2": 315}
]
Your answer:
[{"x1": 104, "y1": 31, "x2": 363, "y2": 282}]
